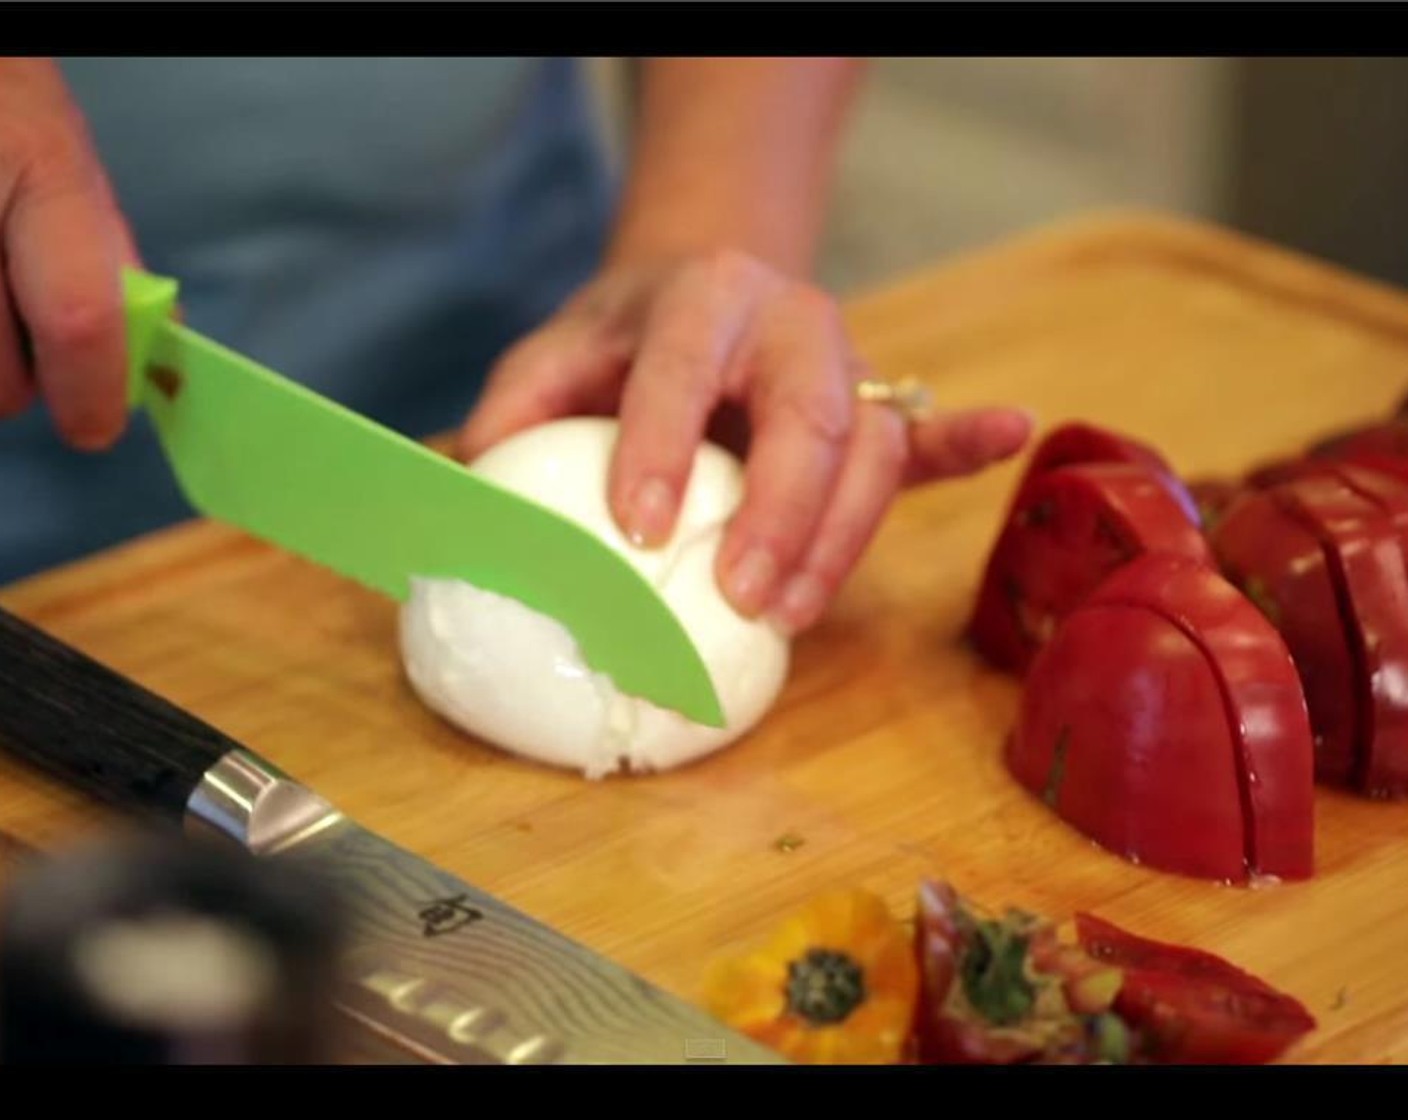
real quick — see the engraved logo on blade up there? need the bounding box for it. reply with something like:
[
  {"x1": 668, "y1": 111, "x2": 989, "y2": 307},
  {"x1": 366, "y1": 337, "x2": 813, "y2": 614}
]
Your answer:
[{"x1": 418, "y1": 894, "x2": 485, "y2": 938}]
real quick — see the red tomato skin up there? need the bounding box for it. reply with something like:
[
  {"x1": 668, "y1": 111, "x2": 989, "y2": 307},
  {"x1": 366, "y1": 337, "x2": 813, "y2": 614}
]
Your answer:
[
  {"x1": 1237, "y1": 457, "x2": 1408, "y2": 513},
  {"x1": 1074, "y1": 913, "x2": 1317, "y2": 1065},
  {"x1": 1245, "y1": 457, "x2": 1315, "y2": 489},
  {"x1": 1330, "y1": 451, "x2": 1408, "y2": 487},
  {"x1": 1019, "y1": 422, "x2": 1202, "y2": 526},
  {"x1": 1075, "y1": 912, "x2": 1286, "y2": 995},
  {"x1": 1085, "y1": 556, "x2": 1315, "y2": 880},
  {"x1": 1310, "y1": 420, "x2": 1408, "y2": 463},
  {"x1": 1210, "y1": 490, "x2": 1361, "y2": 789},
  {"x1": 1008, "y1": 600, "x2": 1249, "y2": 882},
  {"x1": 969, "y1": 463, "x2": 1212, "y2": 674},
  {"x1": 1332, "y1": 462, "x2": 1408, "y2": 519},
  {"x1": 1274, "y1": 475, "x2": 1408, "y2": 797}
]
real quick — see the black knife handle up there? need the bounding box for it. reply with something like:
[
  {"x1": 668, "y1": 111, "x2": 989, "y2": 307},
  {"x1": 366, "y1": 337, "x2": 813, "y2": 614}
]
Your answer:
[{"x1": 0, "y1": 604, "x2": 235, "y2": 823}]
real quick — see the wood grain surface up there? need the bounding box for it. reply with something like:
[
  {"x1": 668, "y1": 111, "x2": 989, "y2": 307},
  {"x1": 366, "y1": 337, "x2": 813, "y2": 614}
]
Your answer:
[{"x1": 4, "y1": 211, "x2": 1408, "y2": 1063}]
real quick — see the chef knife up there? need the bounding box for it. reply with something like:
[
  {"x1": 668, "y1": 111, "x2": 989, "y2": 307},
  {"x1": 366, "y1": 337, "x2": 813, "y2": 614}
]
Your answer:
[
  {"x1": 0, "y1": 603, "x2": 781, "y2": 1064},
  {"x1": 122, "y1": 268, "x2": 723, "y2": 729}
]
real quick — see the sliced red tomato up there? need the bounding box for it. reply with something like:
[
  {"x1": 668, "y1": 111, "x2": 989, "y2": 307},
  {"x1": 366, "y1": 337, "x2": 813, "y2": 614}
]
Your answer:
[
  {"x1": 1086, "y1": 555, "x2": 1315, "y2": 879},
  {"x1": 1327, "y1": 461, "x2": 1408, "y2": 543},
  {"x1": 1240, "y1": 456, "x2": 1408, "y2": 505},
  {"x1": 968, "y1": 462, "x2": 1213, "y2": 673},
  {"x1": 1210, "y1": 488, "x2": 1361, "y2": 788},
  {"x1": 1274, "y1": 474, "x2": 1408, "y2": 797},
  {"x1": 1327, "y1": 451, "x2": 1408, "y2": 487},
  {"x1": 1301, "y1": 420, "x2": 1408, "y2": 486},
  {"x1": 1244, "y1": 456, "x2": 1329, "y2": 489},
  {"x1": 1310, "y1": 419, "x2": 1408, "y2": 462},
  {"x1": 1007, "y1": 597, "x2": 1251, "y2": 881},
  {"x1": 1015, "y1": 422, "x2": 1201, "y2": 526},
  {"x1": 1074, "y1": 913, "x2": 1317, "y2": 1064}
]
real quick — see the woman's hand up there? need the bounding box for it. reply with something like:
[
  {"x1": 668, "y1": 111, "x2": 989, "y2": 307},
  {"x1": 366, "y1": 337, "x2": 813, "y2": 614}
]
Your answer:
[
  {"x1": 0, "y1": 58, "x2": 140, "y2": 449},
  {"x1": 458, "y1": 248, "x2": 1033, "y2": 634}
]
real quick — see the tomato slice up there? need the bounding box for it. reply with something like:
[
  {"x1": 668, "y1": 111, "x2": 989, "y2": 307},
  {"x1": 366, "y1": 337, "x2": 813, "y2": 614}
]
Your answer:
[
  {"x1": 1008, "y1": 597, "x2": 1251, "y2": 881},
  {"x1": 969, "y1": 463, "x2": 1213, "y2": 674},
  {"x1": 1329, "y1": 461, "x2": 1408, "y2": 531},
  {"x1": 1273, "y1": 474, "x2": 1408, "y2": 797},
  {"x1": 1301, "y1": 420, "x2": 1408, "y2": 486},
  {"x1": 1310, "y1": 419, "x2": 1408, "y2": 462},
  {"x1": 1327, "y1": 451, "x2": 1408, "y2": 487},
  {"x1": 1085, "y1": 555, "x2": 1314, "y2": 879},
  {"x1": 1210, "y1": 489, "x2": 1361, "y2": 788},
  {"x1": 1074, "y1": 913, "x2": 1316, "y2": 1064},
  {"x1": 1239, "y1": 456, "x2": 1408, "y2": 505},
  {"x1": 1016, "y1": 422, "x2": 1201, "y2": 526},
  {"x1": 1075, "y1": 913, "x2": 1284, "y2": 995},
  {"x1": 1244, "y1": 456, "x2": 1329, "y2": 489}
]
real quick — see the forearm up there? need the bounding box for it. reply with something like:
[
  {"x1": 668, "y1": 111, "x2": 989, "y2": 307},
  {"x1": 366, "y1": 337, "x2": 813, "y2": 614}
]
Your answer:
[{"x1": 605, "y1": 57, "x2": 864, "y2": 277}]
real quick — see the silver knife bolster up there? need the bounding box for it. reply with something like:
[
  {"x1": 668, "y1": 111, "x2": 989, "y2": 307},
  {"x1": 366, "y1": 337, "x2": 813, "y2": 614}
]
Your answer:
[{"x1": 184, "y1": 749, "x2": 344, "y2": 855}]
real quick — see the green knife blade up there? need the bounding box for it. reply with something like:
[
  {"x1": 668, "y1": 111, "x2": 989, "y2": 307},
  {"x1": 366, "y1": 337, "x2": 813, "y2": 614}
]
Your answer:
[{"x1": 122, "y1": 268, "x2": 724, "y2": 728}]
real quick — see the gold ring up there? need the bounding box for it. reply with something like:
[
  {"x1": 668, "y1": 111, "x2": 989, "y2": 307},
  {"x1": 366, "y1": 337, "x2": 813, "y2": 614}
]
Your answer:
[{"x1": 854, "y1": 376, "x2": 934, "y2": 422}]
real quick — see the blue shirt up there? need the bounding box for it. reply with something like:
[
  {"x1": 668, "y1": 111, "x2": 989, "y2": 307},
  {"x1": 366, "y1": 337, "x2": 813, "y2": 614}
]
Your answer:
[{"x1": 0, "y1": 58, "x2": 614, "y2": 583}]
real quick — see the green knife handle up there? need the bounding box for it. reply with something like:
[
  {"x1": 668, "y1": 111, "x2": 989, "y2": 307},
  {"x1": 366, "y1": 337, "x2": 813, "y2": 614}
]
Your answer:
[
  {"x1": 0, "y1": 605, "x2": 233, "y2": 823},
  {"x1": 122, "y1": 267, "x2": 180, "y2": 409}
]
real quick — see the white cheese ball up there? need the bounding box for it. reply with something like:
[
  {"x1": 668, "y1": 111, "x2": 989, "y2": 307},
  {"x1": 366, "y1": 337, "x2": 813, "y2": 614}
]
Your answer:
[{"x1": 399, "y1": 418, "x2": 791, "y2": 778}]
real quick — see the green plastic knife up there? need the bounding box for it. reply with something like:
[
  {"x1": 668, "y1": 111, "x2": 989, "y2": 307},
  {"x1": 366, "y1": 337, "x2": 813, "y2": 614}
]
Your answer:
[{"x1": 122, "y1": 268, "x2": 724, "y2": 728}]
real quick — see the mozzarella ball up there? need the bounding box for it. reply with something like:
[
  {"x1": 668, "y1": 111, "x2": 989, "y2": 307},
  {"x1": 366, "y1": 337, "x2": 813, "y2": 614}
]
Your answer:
[{"x1": 399, "y1": 418, "x2": 790, "y2": 777}]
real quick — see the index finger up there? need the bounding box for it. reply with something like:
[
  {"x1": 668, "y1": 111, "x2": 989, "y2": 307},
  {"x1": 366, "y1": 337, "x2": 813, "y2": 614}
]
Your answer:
[
  {"x1": 716, "y1": 288, "x2": 854, "y2": 617},
  {"x1": 608, "y1": 252, "x2": 767, "y2": 547},
  {"x1": 5, "y1": 168, "x2": 130, "y2": 450}
]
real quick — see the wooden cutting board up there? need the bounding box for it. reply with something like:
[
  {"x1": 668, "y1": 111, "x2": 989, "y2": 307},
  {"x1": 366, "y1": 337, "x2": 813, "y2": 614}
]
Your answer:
[{"x1": 5, "y1": 211, "x2": 1408, "y2": 1064}]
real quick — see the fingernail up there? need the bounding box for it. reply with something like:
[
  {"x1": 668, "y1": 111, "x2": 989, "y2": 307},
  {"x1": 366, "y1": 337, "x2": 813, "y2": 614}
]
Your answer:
[
  {"x1": 626, "y1": 477, "x2": 675, "y2": 547},
  {"x1": 60, "y1": 414, "x2": 123, "y2": 452},
  {"x1": 725, "y1": 547, "x2": 779, "y2": 617},
  {"x1": 771, "y1": 572, "x2": 828, "y2": 634}
]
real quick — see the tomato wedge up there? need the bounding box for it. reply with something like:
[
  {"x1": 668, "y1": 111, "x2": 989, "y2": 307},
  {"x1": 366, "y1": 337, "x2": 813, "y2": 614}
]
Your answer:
[
  {"x1": 1015, "y1": 422, "x2": 1201, "y2": 526},
  {"x1": 1310, "y1": 419, "x2": 1408, "y2": 462},
  {"x1": 1210, "y1": 488, "x2": 1361, "y2": 788},
  {"x1": 1325, "y1": 451, "x2": 1408, "y2": 487},
  {"x1": 1244, "y1": 457, "x2": 1322, "y2": 489},
  {"x1": 1074, "y1": 913, "x2": 1317, "y2": 1064},
  {"x1": 1085, "y1": 554, "x2": 1315, "y2": 878},
  {"x1": 1242, "y1": 455, "x2": 1408, "y2": 502},
  {"x1": 1009, "y1": 607, "x2": 1247, "y2": 881},
  {"x1": 1008, "y1": 553, "x2": 1313, "y2": 882},
  {"x1": 1300, "y1": 420, "x2": 1408, "y2": 485},
  {"x1": 1331, "y1": 465, "x2": 1408, "y2": 572},
  {"x1": 968, "y1": 463, "x2": 1213, "y2": 674},
  {"x1": 1274, "y1": 474, "x2": 1408, "y2": 797}
]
